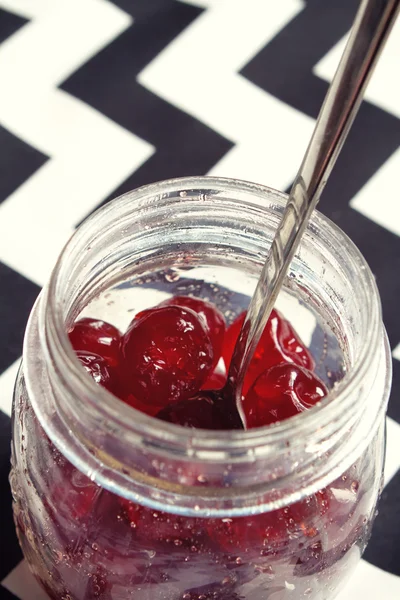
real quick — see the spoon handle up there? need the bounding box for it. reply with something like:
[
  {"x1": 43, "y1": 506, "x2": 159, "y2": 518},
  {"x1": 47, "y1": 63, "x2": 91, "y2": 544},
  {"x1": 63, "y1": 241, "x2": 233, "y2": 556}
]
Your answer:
[{"x1": 230, "y1": 0, "x2": 400, "y2": 405}]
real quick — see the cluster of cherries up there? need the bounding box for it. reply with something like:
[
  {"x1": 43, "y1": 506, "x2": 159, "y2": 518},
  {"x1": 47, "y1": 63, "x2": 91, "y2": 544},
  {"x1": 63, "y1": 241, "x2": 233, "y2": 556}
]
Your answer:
[
  {"x1": 68, "y1": 295, "x2": 327, "y2": 430},
  {"x1": 24, "y1": 298, "x2": 363, "y2": 600},
  {"x1": 64, "y1": 298, "x2": 344, "y2": 565}
]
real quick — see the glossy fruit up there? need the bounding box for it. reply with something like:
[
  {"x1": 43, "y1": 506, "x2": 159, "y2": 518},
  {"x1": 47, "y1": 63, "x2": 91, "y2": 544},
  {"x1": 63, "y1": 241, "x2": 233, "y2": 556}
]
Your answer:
[
  {"x1": 318, "y1": 473, "x2": 361, "y2": 552},
  {"x1": 243, "y1": 363, "x2": 327, "y2": 428},
  {"x1": 207, "y1": 494, "x2": 322, "y2": 555},
  {"x1": 66, "y1": 474, "x2": 100, "y2": 521},
  {"x1": 121, "y1": 305, "x2": 214, "y2": 407},
  {"x1": 76, "y1": 351, "x2": 115, "y2": 393},
  {"x1": 68, "y1": 317, "x2": 122, "y2": 367},
  {"x1": 120, "y1": 499, "x2": 205, "y2": 547},
  {"x1": 201, "y1": 363, "x2": 227, "y2": 391},
  {"x1": 293, "y1": 479, "x2": 361, "y2": 577},
  {"x1": 83, "y1": 567, "x2": 112, "y2": 600},
  {"x1": 51, "y1": 468, "x2": 101, "y2": 521},
  {"x1": 160, "y1": 296, "x2": 225, "y2": 368},
  {"x1": 222, "y1": 310, "x2": 315, "y2": 395},
  {"x1": 119, "y1": 498, "x2": 142, "y2": 529}
]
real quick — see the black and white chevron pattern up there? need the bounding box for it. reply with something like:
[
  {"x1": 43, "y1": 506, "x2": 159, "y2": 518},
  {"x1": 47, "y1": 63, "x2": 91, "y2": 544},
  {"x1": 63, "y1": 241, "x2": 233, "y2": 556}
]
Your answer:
[{"x1": 0, "y1": 1, "x2": 399, "y2": 598}]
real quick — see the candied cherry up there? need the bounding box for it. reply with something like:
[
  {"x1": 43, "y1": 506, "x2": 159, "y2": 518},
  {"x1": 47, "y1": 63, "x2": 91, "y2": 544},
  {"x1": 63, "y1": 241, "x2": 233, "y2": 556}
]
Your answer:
[
  {"x1": 110, "y1": 369, "x2": 164, "y2": 416},
  {"x1": 66, "y1": 474, "x2": 100, "y2": 521},
  {"x1": 156, "y1": 393, "x2": 227, "y2": 429},
  {"x1": 159, "y1": 295, "x2": 225, "y2": 367},
  {"x1": 207, "y1": 513, "x2": 284, "y2": 555},
  {"x1": 51, "y1": 468, "x2": 101, "y2": 521},
  {"x1": 83, "y1": 569, "x2": 112, "y2": 600},
  {"x1": 121, "y1": 305, "x2": 214, "y2": 406},
  {"x1": 243, "y1": 363, "x2": 327, "y2": 428},
  {"x1": 119, "y1": 498, "x2": 141, "y2": 529},
  {"x1": 120, "y1": 499, "x2": 205, "y2": 547},
  {"x1": 317, "y1": 473, "x2": 361, "y2": 551},
  {"x1": 76, "y1": 351, "x2": 115, "y2": 393},
  {"x1": 201, "y1": 361, "x2": 227, "y2": 391},
  {"x1": 68, "y1": 317, "x2": 122, "y2": 367},
  {"x1": 208, "y1": 494, "x2": 322, "y2": 555},
  {"x1": 223, "y1": 309, "x2": 315, "y2": 394},
  {"x1": 294, "y1": 480, "x2": 362, "y2": 577}
]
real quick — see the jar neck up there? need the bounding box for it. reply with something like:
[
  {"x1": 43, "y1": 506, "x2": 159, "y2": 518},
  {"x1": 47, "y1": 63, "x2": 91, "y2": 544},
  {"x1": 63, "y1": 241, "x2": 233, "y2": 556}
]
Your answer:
[{"x1": 24, "y1": 177, "x2": 391, "y2": 516}]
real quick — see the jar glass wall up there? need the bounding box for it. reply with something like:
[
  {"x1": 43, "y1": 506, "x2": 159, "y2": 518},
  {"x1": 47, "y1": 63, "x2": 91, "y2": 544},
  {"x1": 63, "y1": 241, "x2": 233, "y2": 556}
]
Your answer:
[{"x1": 10, "y1": 177, "x2": 391, "y2": 600}]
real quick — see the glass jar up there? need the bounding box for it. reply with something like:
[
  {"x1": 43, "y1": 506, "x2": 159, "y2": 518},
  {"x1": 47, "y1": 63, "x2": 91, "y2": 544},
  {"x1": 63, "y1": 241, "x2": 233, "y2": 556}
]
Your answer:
[{"x1": 10, "y1": 177, "x2": 391, "y2": 600}]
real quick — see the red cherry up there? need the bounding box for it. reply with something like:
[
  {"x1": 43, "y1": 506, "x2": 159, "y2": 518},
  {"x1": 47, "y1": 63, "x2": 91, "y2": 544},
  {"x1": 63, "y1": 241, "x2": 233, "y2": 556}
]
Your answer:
[
  {"x1": 110, "y1": 364, "x2": 164, "y2": 416},
  {"x1": 207, "y1": 495, "x2": 321, "y2": 555},
  {"x1": 69, "y1": 474, "x2": 100, "y2": 521},
  {"x1": 120, "y1": 500, "x2": 204, "y2": 547},
  {"x1": 222, "y1": 310, "x2": 315, "y2": 394},
  {"x1": 121, "y1": 306, "x2": 214, "y2": 407},
  {"x1": 243, "y1": 363, "x2": 327, "y2": 428},
  {"x1": 294, "y1": 481, "x2": 361, "y2": 577},
  {"x1": 156, "y1": 393, "x2": 227, "y2": 430},
  {"x1": 83, "y1": 568, "x2": 112, "y2": 600},
  {"x1": 207, "y1": 513, "x2": 281, "y2": 554},
  {"x1": 159, "y1": 296, "x2": 225, "y2": 367},
  {"x1": 119, "y1": 498, "x2": 141, "y2": 529},
  {"x1": 318, "y1": 474, "x2": 360, "y2": 551},
  {"x1": 68, "y1": 317, "x2": 122, "y2": 367},
  {"x1": 201, "y1": 363, "x2": 227, "y2": 391},
  {"x1": 52, "y1": 469, "x2": 101, "y2": 521},
  {"x1": 76, "y1": 351, "x2": 115, "y2": 393}
]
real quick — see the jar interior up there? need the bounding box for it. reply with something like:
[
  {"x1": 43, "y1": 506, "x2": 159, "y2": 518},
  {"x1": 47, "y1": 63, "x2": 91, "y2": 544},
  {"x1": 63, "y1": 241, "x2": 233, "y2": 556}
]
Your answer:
[
  {"x1": 33, "y1": 178, "x2": 384, "y2": 515},
  {"x1": 78, "y1": 259, "x2": 345, "y2": 391},
  {"x1": 62, "y1": 183, "x2": 364, "y2": 394}
]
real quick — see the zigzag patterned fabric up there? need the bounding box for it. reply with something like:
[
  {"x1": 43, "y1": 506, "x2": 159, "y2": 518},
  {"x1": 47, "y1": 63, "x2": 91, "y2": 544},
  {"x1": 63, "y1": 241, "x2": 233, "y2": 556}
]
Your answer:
[{"x1": 0, "y1": 1, "x2": 399, "y2": 598}]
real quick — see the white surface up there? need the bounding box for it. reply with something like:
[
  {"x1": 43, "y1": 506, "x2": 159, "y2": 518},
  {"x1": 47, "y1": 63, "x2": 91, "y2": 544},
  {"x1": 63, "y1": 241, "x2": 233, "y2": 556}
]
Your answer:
[
  {"x1": 139, "y1": 0, "x2": 313, "y2": 192},
  {"x1": 0, "y1": 0, "x2": 153, "y2": 286},
  {"x1": 314, "y1": 20, "x2": 400, "y2": 238}
]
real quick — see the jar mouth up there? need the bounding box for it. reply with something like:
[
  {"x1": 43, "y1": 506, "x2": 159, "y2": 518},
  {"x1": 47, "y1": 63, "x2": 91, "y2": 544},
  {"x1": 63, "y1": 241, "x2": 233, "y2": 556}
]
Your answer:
[
  {"x1": 26, "y1": 176, "x2": 390, "y2": 514},
  {"x1": 44, "y1": 175, "x2": 381, "y2": 442}
]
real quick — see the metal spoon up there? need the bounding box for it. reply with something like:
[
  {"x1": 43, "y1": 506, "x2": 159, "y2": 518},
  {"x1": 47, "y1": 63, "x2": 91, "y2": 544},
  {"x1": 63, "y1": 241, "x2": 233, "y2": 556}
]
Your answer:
[{"x1": 214, "y1": 0, "x2": 400, "y2": 429}]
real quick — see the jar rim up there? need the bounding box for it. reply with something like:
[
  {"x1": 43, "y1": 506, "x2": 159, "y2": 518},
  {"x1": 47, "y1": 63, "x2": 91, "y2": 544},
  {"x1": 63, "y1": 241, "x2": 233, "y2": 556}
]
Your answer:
[
  {"x1": 46, "y1": 175, "x2": 381, "y2": 443},
  {"x1": 24, "y1": 176, "x2": 390, "y2": 514}
]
